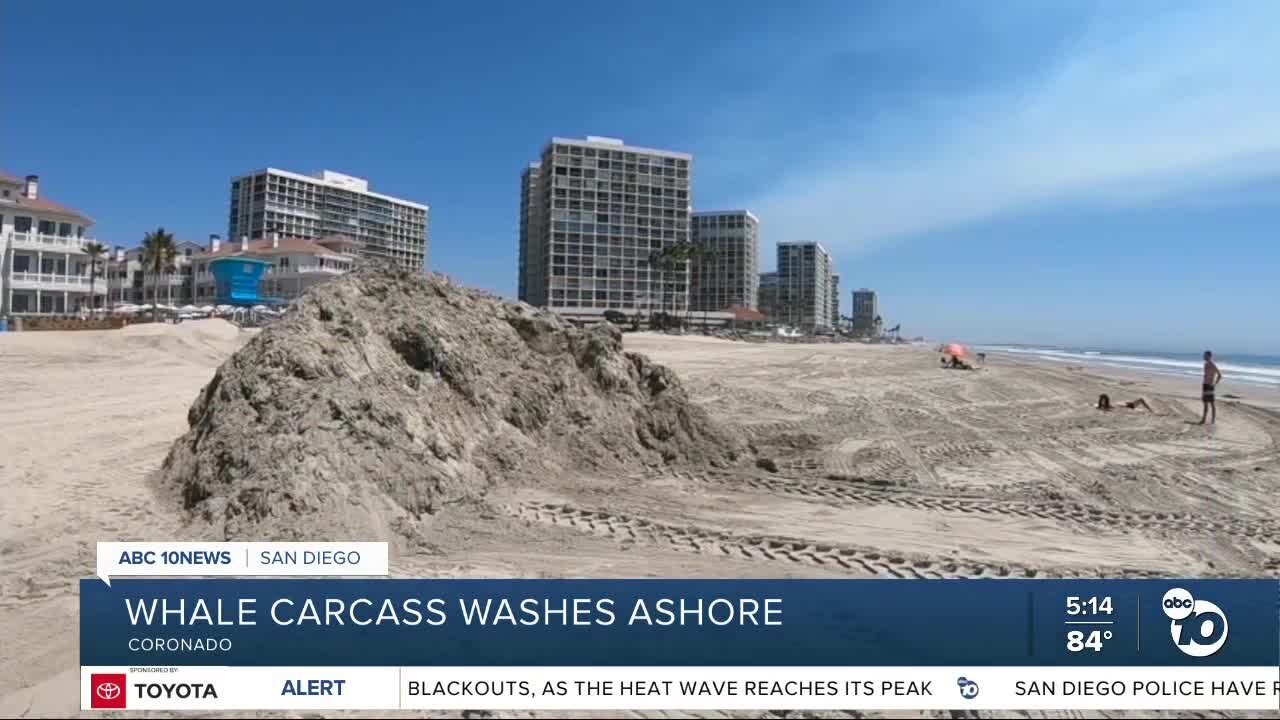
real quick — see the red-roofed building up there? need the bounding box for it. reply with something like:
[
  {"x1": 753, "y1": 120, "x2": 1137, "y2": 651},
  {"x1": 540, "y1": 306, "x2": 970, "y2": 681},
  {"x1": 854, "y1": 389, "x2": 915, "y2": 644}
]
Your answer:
[
  {"x1": 727, "y1": 305, "x2": 767, "y2": 323},
  {"x1": 1, "y1": 171, "x2": 108, "y2": 316},
  {"x1": 190, "y1": 232, "x2": 359, "y2": 304},
  {"x1": 722, "y1": 304, "x2": 768, "y2": 330},
  {"x1": 110, "y1": 232, "x2": 361, "y2": 307},
  {"x1": 108, "y1": 238, "x2": 207, "y2": 307}
]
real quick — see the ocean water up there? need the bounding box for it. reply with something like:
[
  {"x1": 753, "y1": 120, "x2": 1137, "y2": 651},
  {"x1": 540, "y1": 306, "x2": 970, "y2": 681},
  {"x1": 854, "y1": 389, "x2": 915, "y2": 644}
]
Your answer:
[{"x1": 978, "y1": 345, "x2": 1280, "y2": 388}]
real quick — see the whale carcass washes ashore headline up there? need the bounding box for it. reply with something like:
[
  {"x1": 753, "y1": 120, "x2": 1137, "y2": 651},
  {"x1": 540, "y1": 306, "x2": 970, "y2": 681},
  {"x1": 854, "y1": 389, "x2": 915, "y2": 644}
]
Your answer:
[{"x1": 124, "y1": 596, "x2": 784, "y2": 627}]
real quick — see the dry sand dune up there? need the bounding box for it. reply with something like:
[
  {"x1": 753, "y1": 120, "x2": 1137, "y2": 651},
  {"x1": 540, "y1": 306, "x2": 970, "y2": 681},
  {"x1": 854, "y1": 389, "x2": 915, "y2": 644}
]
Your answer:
[
  {"x1": 1, "y1": 314, "x2": 1278, "y2": 719},
  {"x1": 159, "y1": 272, "x2": 743, "y2": 546}
]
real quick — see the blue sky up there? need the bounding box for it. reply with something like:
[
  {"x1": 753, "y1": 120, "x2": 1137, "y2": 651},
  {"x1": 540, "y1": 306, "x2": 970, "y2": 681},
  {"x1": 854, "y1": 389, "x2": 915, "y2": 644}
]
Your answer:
[{"x1": 4, "y1": 1, "x2": 1278, "y2": 353}]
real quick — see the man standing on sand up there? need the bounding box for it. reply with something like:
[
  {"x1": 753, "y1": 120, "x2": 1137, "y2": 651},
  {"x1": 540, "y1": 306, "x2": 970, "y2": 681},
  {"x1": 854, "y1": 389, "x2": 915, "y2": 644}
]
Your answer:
[{"x1": 1200, "y1": 350, "x2": 1223, "y2": 425}]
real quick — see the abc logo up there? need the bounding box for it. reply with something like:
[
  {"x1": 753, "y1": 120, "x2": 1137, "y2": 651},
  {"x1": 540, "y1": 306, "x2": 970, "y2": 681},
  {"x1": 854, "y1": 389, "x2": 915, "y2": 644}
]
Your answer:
[
  {"x1": 957, "y1": 677, "x2": 979, "y2": 700},
  {"x1": 1162, "y1": 587, "x2": 1228, "y2": 657}
]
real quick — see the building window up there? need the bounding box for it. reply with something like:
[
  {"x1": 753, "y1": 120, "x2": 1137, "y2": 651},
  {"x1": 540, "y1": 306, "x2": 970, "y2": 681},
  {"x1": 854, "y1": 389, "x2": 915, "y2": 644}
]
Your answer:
[{"x1": 14, "y1": 216, "x2": 32, "y2": 233}]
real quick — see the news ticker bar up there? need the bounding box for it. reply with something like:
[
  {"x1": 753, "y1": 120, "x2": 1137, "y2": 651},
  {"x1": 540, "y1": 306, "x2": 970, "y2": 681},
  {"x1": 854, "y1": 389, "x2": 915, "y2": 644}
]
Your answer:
[
  {"x1": 81, "y1": 578, "x2": 1279, "y2": 666},
  {"x1": 81, "y1": 666, "x2": 1280, "y2": 711}
]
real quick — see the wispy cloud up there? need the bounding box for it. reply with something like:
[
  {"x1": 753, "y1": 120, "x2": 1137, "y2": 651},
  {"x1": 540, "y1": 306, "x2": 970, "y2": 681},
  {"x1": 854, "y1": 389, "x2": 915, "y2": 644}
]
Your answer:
[{"x1": 700, "y1": 2, "x2": 1280, "y2": 255}]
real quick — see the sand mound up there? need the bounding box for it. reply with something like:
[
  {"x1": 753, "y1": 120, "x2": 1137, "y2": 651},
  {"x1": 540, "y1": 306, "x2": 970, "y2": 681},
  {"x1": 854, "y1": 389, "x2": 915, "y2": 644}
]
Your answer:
[
  {"x1": 158, "y1": 267, "x2": 746, "y2": 541},
  {"x1": 116, "y1": 319, "x2": 250, "y2": 366},
  {"x1": 119, "y1": 317, "x2": 242, "y2": 341}
]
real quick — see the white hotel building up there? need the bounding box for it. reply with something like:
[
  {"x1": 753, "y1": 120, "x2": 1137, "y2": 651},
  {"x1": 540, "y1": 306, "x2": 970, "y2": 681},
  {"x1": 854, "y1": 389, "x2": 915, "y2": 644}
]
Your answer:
[
  {"x1": 518, "y1": 136, "x2": 693, "y2": 320},
  {"x1": 228, "y1": 168, "x2": 429, "y2": 273},
  {"x1": 0, "y1": 172, "x2": 106, "y2": 316}
]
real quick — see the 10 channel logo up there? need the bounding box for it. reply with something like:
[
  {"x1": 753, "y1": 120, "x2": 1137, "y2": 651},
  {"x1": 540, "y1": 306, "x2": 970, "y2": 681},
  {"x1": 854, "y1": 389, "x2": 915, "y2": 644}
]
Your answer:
[
  {"x1": 956, "y1": 677, "x2": 979, "y2": 700},
  {"x1": 1162, "y1": 587, "x2": 1228, "y2": 657}
]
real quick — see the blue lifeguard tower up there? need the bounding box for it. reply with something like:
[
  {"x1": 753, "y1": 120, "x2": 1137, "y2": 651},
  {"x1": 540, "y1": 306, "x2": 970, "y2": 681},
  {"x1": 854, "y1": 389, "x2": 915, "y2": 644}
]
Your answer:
[{"x1": 208, "y1": 257, "x2": 285, "y2": 307}]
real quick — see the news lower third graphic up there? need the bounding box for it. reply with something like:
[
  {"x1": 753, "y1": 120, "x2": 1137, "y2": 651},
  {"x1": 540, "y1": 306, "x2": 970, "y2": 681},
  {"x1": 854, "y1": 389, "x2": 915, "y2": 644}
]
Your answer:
[
  {"x1": 80, "y1": 542, "x2": 1280, "y2": 711},
  {"x1": 95, "y1": 541, "x2": 388, "y2": 585}
]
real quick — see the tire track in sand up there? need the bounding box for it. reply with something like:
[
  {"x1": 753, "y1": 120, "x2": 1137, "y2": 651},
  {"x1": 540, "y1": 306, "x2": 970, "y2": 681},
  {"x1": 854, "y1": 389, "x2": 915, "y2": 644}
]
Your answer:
[{"x1": 506, "y1": 501, "x2": 1166, "y2": 580}]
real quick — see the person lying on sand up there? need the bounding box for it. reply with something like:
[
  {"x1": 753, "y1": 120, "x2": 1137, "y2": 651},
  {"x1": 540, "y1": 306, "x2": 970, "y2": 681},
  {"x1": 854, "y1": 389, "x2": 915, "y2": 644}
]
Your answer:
[
  {"x1": 941, "y1": 355, "x2": 974, "y2": 370},
  {"x1": 1096, "y1": 394, "x2": 1152, "y2": 412}
]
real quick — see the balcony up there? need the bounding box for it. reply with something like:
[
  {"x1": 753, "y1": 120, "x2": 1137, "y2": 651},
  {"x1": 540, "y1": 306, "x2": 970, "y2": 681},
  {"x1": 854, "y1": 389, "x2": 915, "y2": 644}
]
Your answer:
[
  {"x1": 8, "y1": 272, "x2": 108, "y2": 293},
  {"x1": 294, "y1": 265, "x2": 346, "y2": 275},
  {"x1": 265, "y1": 203, "x2": 320, "y2": 220},
  {"x1": 267, "y1": 265, "x2": 348, "y2": 279},
  {"x1": 6, "y1": 232, "x2": 101, "y2": 255}
]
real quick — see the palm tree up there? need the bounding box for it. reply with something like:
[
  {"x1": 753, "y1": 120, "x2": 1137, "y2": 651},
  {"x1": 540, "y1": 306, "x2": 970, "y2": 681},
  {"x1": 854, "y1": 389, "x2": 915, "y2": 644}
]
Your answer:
[
  {"x1": 165, "y1": 257, "x2": 178, "y2": 309},
  {"x1": 687, "y1": 244, "x2": 716, "y2": 328},
  {"x1": 647, "y1": 240, "x2": 697, "y2": 326},
  {"x1": 141, "y1": 227, "x2": 177, "y2": 318},
  {"x1": 83, "y1": 241, "x2": 108, "y2": 313},
  {"x1": 645, "y1": 249, "x2": 673, "y2": 321},
  {"x1": 676, "y1": 241, "x2": 709, "y2": 326}
]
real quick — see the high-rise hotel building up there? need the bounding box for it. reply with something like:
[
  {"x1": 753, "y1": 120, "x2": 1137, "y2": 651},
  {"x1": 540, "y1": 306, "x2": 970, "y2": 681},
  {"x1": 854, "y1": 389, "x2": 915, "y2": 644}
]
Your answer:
[
  {"x1": 517, "y1": 162, "x2": 541, "y2": 303},
  {"x1": 757, "y1": 271, "x2": 780, "y2": 320},
  {"x1": 830, "y1": 272, "x2": 841, "y2": 328},
  {"x1": 228, "y1": 168, "x2": 429, "y2": 272},
  {"x1": 776, "y1": 241, "x2": 834, "y2": 330},
  {"x1": 690, "y1": 210, "x2": 759, "y2": 312},
  {"x1": 518, "y1": 136, "x2": 692, "y2": 318},
  {"x1": 852, "y1": 288, "x2": 879, "y2": 334}
]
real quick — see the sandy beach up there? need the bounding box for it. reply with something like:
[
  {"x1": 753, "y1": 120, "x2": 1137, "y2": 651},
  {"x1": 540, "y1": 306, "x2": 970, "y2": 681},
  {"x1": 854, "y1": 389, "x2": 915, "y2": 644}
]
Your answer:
[{"x1": 2, "y1": 321, "x2": 1278, "y2": 718}]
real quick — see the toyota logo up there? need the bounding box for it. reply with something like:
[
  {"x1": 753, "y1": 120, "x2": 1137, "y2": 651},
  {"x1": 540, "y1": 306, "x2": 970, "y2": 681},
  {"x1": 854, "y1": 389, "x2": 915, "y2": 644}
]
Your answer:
[{"x1": 95, "y1": 682, "x2": 121, "y2": 700}]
